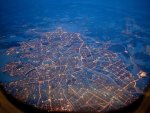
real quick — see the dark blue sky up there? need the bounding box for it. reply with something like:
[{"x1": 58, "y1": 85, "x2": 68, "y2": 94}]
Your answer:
[{"x1": 0, "y1": 0, "x2": 150, "y2": 37}]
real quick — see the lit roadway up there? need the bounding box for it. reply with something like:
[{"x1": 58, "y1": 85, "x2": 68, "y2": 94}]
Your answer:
[{"x1": 1, "y1": 28, "x2": 147, "y2": 112}]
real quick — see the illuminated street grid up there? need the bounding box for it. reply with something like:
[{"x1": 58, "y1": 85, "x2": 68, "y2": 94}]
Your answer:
[{"x1": 1, "y1": 28, "x2": 146, "y2": 112}]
